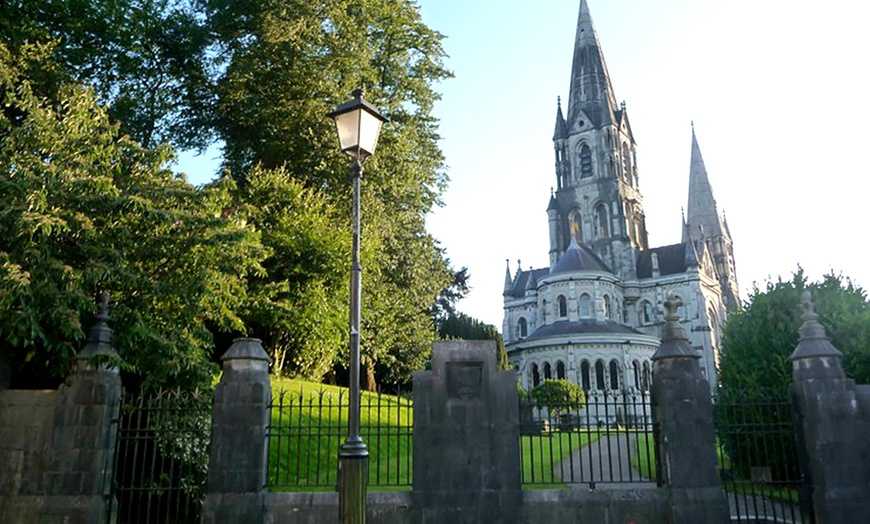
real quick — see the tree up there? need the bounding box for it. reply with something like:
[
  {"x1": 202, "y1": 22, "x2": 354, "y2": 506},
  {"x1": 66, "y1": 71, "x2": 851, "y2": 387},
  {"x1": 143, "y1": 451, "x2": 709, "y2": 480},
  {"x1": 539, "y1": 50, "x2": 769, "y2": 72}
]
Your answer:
[
  {"x1": 719, "y1": 269, "x2": 870, "y2": 400},
  {"x1": 0, "y1": 0, "x2": 215, "y2": 150},
  {"x1": 234, "y1": 165, "x2": 348, "y2": 379},
  {"x1": 208, "y1": 0, "x2": 454, "y2": 388},
  {"x1": 530, "y1": 379, "x2": 586, "y2": 418},
  {"x1": 718, "y1": 269, "x2": 870, "y2": 481},
  {"x1": 438, "y1": 312, "x2": 509, "y2": 371},
  {"x1": 0, "y1": 43, "x2": 264, "y2": 390},
  {"x1": 2, "y1": 0, "x2": 459, "y2": 389}
]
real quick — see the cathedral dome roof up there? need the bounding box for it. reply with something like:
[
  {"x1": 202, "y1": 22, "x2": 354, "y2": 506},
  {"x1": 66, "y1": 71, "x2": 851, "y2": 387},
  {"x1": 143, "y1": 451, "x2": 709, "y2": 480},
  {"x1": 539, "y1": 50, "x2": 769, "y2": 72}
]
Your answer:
[
  {"x1": 551, "y1": 238, "x2": 612, "y2": 274},
  {"x1": 526, "y1": 319, "x2": 640, "y2": 341}
]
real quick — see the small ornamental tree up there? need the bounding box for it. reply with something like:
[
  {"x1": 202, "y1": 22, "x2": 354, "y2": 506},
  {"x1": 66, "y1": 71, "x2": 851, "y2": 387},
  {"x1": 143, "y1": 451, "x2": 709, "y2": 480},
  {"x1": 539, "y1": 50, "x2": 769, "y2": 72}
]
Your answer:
[{"x1": 531, "y1": 379, "x2": 586, "y2": 418}]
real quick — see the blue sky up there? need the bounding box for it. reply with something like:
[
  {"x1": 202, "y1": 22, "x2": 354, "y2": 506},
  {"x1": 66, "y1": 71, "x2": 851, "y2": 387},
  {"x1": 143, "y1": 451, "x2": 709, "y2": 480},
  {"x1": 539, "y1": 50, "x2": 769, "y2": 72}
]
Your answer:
[{"x1": 181, "y1": 0, "x2": 870, "y2": 328}]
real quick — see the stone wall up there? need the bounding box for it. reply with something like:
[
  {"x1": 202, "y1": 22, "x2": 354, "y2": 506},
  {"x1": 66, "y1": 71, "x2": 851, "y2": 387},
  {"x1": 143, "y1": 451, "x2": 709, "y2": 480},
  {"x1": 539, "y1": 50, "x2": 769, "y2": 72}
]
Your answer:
[
  {"x1": 0, "y1": 390, "x2": 57, "y2": 500},
  {"x1": 0, "y1": 299, "x2": 122, "y2": 524}
]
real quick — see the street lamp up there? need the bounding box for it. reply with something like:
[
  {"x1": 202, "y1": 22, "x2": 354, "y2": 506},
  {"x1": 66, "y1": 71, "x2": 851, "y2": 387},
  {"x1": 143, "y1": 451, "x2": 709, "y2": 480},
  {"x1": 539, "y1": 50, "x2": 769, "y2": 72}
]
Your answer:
[{"x1": 328, "y1": 88, "x2": 387, "y2": 524}]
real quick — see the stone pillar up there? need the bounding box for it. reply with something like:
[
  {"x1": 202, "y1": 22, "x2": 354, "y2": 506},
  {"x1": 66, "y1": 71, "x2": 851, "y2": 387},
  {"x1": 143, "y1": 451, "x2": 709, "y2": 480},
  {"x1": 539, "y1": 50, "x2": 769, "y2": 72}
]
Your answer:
[
  {"x1": 789, "y1": 291, "x2": 870, "y2": 523},
  {"x1": 201, "y1": 337, "x2": 271, "y2": 524},
  {"x1": 45, "y1": 292, "x2": 123, "y2": 522},
  {"x1": 411, "y1": 340, "x2": 520, "y2": 523},
  {"x1": 651, "y1": 295, "x2": 728, "y2": 524}
]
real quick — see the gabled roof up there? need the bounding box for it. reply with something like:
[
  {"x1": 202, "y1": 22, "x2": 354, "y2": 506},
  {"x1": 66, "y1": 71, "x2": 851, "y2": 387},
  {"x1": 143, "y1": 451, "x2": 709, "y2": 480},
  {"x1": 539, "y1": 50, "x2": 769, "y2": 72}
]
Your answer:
[
  {"x1": 636, "y1": 243, "x2": 692, "y2": 278},
  {"x1": 504, "y1": 267, "x2": 550, "y2": 298}
]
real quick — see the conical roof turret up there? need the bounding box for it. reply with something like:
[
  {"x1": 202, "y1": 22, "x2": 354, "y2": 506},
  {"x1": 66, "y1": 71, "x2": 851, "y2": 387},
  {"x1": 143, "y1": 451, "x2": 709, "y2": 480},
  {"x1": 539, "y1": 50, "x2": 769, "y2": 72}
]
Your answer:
[{"x1": 566, "y1": 0, "x2": 618, "y2": 129}]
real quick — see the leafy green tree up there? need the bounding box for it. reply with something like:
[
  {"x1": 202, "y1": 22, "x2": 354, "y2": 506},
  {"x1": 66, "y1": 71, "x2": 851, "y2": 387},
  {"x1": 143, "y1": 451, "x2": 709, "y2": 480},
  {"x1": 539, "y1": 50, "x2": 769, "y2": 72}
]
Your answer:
[
  {"x1": 530, "y1": 379, "x2": 586, "y2": 417},
  {"x1": 718, "y1": 269, "x2": 870, "y2": 482},
  {"x1": 719, "y1": 269, "x2": 870, "y2": 400},
  {"x1": 0, "y1": 43, "x2": 264, "y2": 390},
  {"x1": 209, "y1": 0, "x2": 454, "y2": 388},
  {"x1": 234, "y1": 165, "x2": 349, "y2": 379},
  {"x1": 0, "y1": 0, "x2": 215, "y2": 150}
]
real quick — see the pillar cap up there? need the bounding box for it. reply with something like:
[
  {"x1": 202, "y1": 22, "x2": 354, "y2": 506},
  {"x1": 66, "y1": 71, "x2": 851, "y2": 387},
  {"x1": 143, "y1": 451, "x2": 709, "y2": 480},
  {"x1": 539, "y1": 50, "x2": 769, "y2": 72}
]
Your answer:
[
  {"x1": 221, "y1": 337, "x2": 271, "y2": 363},
  {"x1": 77, "y1": 291, "x2": 118, "y2": 361},
  {"x1": 790, "y1": 291, "x2": 843, "y2": 361},
  {"x1": 651, "y1": 294, "x2": 699, "y2": 361}
]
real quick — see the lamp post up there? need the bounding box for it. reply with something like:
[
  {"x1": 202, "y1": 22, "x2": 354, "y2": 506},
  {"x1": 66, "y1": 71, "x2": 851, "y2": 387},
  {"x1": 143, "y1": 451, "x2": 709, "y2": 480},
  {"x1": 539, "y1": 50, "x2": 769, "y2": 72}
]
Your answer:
[{"x1": 328, "y1": 89, "x2": 387, "y2": 524}]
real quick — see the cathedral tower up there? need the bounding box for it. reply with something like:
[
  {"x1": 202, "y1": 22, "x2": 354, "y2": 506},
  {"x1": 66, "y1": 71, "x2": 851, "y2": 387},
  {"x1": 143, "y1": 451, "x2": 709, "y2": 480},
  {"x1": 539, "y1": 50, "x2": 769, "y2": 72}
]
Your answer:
[{"x1": 549, "y1": 0, "x2": 648, "y2": 278}]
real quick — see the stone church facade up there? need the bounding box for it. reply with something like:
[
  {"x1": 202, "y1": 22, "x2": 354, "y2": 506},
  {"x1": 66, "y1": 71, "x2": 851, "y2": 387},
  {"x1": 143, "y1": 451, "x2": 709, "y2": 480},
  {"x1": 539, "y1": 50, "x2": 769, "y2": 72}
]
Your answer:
[{"x1": 504, "y1": 0, "x2": 738, "y2": 396}]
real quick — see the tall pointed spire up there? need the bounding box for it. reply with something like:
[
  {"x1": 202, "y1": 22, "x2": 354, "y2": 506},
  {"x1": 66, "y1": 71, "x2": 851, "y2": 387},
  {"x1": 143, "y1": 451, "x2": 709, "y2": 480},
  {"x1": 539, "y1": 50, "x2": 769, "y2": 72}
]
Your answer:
[
  {"x1": 683, "y1": 126, "x2": 725, "y2": 243},
  {"x1": 566, "y1": 0, "x2": 618, "y2": 130}
]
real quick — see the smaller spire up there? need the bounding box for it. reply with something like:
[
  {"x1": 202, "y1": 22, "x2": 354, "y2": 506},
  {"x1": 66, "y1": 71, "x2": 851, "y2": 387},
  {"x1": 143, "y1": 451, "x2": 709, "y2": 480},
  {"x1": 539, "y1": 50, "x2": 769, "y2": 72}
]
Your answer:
[
  {"x1": 553, "y1": 97, "x2": 568, "y2": 140},
  {"x1": 503, "y1": 259, "x2": 513, "y2": 292}
]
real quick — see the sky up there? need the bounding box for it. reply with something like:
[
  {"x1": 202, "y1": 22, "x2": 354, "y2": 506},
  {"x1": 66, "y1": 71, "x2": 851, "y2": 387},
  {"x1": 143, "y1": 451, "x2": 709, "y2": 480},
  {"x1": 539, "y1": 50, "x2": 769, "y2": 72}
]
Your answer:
[{"x1": 181, "y1": 0, "x2": 870, "y2": 329}]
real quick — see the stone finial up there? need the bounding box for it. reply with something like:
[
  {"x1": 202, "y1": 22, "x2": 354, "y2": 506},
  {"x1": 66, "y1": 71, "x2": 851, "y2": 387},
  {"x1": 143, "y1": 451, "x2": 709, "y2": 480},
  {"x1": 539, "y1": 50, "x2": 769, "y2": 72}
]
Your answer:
[
  {"x1": 77, "y1": 291, "x2": 118, "y2": 364},
  {"x1": 221, "y1": 337, "x2": 271, "y2": 363},
  {"x1": 790, "y1": 291, "x2": 843, "y2": 361},
  {"x1": 652, "y1": 293, "x2": 697, "y2": 361}
]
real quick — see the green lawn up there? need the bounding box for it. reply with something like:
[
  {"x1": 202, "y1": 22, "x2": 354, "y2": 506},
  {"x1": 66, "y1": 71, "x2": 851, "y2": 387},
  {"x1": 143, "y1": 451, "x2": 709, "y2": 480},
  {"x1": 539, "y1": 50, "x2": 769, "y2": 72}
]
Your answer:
[{"x1": 268, "y1": 378, "x2": 413, "y2": 491}]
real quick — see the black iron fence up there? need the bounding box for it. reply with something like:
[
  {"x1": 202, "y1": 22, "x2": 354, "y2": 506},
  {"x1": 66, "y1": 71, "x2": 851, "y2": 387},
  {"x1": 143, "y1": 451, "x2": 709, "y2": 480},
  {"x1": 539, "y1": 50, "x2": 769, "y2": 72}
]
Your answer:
[
  {"x1": 267, "y1": 388, "x2": 413, "y2": 490},
  {"x1": 715, "y1": 395, "x2": 811, "y2": 524},
  {"x1": 519, "y1": 389, "x2": 658, "y2": 487},
  {"x1": 110, "y1": 388, "x2": 212, "y2": 524}
]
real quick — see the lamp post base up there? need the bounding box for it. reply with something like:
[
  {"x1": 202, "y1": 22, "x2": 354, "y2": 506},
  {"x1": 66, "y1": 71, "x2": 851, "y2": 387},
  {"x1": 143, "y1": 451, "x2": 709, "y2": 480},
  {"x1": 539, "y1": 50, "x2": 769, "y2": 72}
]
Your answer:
[{"x1": 338, "y1": 448, "x2": 368, "y2": 524}]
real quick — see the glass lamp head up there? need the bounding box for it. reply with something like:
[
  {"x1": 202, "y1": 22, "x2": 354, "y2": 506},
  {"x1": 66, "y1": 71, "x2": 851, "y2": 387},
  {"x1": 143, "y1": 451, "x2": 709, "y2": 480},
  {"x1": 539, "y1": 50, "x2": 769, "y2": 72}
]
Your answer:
[{"x1": 328, "y1": 89, "x2": 388, "y2": 160}]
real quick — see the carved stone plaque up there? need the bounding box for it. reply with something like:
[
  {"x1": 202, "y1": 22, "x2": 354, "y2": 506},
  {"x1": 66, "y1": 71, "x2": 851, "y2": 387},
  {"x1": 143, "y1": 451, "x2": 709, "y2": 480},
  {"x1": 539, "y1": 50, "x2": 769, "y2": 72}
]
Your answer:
[{"x1": 447, "y1": 361, "x2": 483, "y2": 400}]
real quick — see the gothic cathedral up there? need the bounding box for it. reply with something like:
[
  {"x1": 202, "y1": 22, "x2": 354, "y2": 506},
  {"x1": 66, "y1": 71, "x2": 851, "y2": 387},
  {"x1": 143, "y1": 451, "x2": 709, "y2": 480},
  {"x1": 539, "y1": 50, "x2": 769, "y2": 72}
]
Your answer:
[{"x1": 503, "y1": 0, "x2": 738, "y2": 395}]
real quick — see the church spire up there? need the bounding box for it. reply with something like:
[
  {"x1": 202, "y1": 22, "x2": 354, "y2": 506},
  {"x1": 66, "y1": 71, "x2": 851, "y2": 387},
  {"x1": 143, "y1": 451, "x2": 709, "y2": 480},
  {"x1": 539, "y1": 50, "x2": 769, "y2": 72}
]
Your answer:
[
  {"x1": 566, "y1": 0, "x2": 618, "y2": 130},
  {"x1": 683, "y1": 126, "x2": 726, "y2": 243}
]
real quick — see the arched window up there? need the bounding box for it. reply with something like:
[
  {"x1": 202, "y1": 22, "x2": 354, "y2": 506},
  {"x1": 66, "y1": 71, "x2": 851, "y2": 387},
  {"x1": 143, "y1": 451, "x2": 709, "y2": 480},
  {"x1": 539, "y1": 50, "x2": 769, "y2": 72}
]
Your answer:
[
  {"x1": 581, "y1": 361, "x2": 591, "y2": 390},
  {"x1": 609, "y1": 360, "x2": 621, "y2": 391},
  {"x1": 595, "y1": 360, "x2": 606, "y2": 390},
  {"x1": 517, "y1": 317, "x2": 528, "y2": 338},
  {"x1": 568, "y1": 210, "x2": 583, "y2": 244},
  {"x1": 579, "y1": 294, "x2": 591, "y2": 317},
  {"x1": 543, "y1": 362, "x2": 552, "y2": 380},
  {"x1": 641, "y1": 361, "x2": 651, "y2": 391},
  {"x1": 541, "y1": 300, "x2": 548, "y2": 323},
  {"x1": 532, "y1": 364, "x2": 540, "y2": 388},
  {"x1": 558, "y1": 295, "x2": 568, "y2": 318},
  {"x1": 556, "y1": 361, "x2": 566, "y2": 380},
  {"x1": 642, "y1": 301, "x2": 654, "y2": 324},
  {"x1": 603, "y1": 295, "x2": 612, "y2": 319},
  {"x1": 579, "y1": 144, "x2": 593, "y2": 178},
  {"x1": 632, "y1": 360, "x2": 641, "y2": 389},
  {"x1": 595, "y1": 203, "x2": 609, "y2": 239},
  {"x1": 622, "y1": 142, "x2": 632, "y2": 182}
]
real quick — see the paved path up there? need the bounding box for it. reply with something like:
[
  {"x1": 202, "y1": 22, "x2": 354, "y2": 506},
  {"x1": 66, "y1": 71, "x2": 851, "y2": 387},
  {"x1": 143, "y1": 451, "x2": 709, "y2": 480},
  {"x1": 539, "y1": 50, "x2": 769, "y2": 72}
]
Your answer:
[{"x1": 556, "y1": 432, "x2": 651, "y2": 487}]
